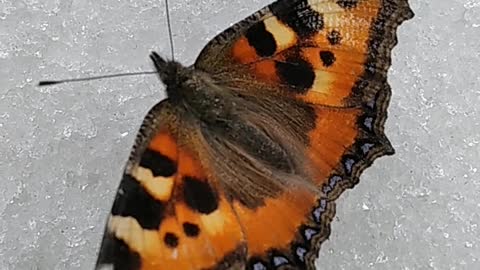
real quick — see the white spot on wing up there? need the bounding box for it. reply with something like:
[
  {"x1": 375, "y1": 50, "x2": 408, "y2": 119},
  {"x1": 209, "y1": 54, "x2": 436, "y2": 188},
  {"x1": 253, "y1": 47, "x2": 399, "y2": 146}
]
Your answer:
[
  {"x1": 310, "y1": 70, "x2": 334, "y2": 95},
  {"x1": 172, "y1": 249, "x2": 178, "y2": 259},
  {"x1": 132, "y1": 166, "x2": 174, "y2": 200},
  {"x1": 264, "y1": 16, "x2": 296, "y2": 50}
]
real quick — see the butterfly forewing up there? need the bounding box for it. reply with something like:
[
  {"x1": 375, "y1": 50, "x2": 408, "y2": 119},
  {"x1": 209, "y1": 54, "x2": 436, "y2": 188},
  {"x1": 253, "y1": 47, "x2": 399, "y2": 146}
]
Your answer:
[{"x1": 96, "y1": 101, "x2": 248, "y2": 270}]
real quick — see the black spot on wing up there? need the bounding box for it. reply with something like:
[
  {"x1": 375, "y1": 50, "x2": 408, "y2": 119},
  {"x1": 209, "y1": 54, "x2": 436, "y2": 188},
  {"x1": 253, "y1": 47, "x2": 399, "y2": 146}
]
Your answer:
[
  {"x1": 271, "y1": 0, "x2": 324, "y2": 38},
  {"x1": 182, "y1": 222, "x2": 200, "y2": 237},
  {"x1": 183, "y1": 177, "x2": 219, "y2": 214},
  {"x1": 96, "y1": 233, "x2": 141, "y2": 270},
  {"x1": 111, "y1": 174, "x2": 165, "y2": 230},
  {"x1": 319, "y1": 51, "x2": 336, "y2": 67},
  {"x1": 327, "y1": 30, "x2": 342, "y2": 45},
  {"x1": 336, "y1": 0, "x2": 359, "y2": 9},
  {"x1": 246, "y1": 21, "x2": 277, "y2": 57},
  {"x1": 275, "y1": 57, "x2": 315, "y2": 93},
  {"x1": 139, "y1": 149, "x2": 177, "y2": 177},
  {"x1": 164, "y1": 232, "x2": 179, "y2": 248}
]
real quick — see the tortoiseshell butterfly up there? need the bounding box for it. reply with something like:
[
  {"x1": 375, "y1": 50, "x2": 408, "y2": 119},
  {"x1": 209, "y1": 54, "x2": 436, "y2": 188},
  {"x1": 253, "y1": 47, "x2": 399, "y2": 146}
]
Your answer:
[{"x1": 93, "y1": 0, "x2": 414, "y2": 269}]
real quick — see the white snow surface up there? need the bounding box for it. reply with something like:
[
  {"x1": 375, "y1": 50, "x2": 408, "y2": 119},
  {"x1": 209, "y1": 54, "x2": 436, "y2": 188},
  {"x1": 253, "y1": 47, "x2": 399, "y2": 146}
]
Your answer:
[{"x1": 1, "y1": 0, "x2": 479, "y2": 269}]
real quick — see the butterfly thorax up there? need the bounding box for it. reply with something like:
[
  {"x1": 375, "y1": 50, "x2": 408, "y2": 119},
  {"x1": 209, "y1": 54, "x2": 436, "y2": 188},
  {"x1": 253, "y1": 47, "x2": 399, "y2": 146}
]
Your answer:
[{"x1": 152, "y1": 52, "x2": 235, "y2": 125}]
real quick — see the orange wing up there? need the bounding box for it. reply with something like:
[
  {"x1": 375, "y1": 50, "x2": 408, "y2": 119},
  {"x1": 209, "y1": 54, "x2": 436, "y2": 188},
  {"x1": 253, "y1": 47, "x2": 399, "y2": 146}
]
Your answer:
[
  {"x1": 197, "y1": 0, "x2": 413, "y2": 107},
  {"x1": 96, "y1": 101, "x2": 246, "y2": 270},
  {"x1": 97, "y1": 100, "x2": 249, "y2": 270},
  {"x1": 95, "y1": 101, "x2": 246, "y2": 270}
]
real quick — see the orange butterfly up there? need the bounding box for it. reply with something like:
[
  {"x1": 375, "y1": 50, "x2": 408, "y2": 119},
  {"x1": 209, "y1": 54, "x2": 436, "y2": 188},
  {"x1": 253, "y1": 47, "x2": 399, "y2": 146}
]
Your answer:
[{"x1": 95, "y1": 0, "x2": 413, "y2": 269}]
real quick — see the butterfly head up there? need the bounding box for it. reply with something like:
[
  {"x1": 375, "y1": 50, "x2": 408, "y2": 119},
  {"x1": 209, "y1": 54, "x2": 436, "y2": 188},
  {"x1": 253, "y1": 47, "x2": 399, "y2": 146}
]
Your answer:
[
  {"x1": 150, "y1": 51, "x2": 185, "y2": 90},
  {"x1": 149, "y1": 52, "x2": 194, "y2": 104},
  {"x1": 150, "y1": 51, "x2": 234, "y2": 123}
]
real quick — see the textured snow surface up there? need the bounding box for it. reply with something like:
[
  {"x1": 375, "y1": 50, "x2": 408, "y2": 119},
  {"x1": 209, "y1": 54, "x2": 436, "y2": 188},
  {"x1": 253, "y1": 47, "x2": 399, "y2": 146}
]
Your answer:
[{"x1": 1, "y1": 0, "x2": 479, "y2": 269}]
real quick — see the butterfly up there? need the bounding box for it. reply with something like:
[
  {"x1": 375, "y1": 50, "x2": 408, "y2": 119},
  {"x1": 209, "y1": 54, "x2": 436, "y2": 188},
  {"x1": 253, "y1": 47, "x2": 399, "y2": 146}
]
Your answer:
[{"x1": 94, "y1": 0, "x2": 413, "y2": 269}]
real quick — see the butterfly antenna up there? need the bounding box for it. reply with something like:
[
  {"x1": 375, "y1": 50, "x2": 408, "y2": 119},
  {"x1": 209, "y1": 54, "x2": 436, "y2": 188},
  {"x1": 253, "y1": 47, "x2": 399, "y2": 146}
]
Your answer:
[
  {"x1": 39, "y1": 1, "x2": 175, "y2": 87},
  {"x1": 165, "y1": 0, "x2": 175, "y2": 60},
  {"x1": 37, "y1": 71, "x2": 157, "y2": 86}
]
